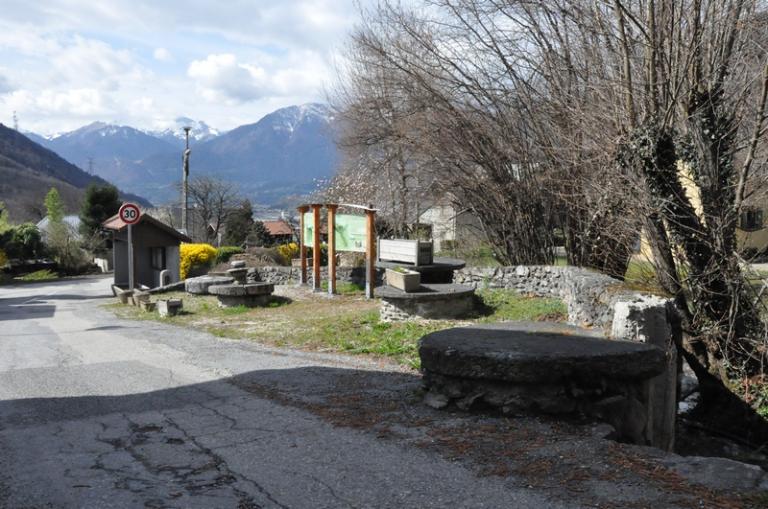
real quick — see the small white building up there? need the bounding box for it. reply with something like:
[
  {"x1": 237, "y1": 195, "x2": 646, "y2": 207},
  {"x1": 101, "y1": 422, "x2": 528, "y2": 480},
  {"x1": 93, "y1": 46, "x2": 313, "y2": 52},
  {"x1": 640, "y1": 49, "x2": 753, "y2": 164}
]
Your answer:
[
  {"x1": 35, "y1": 215, "x2": 82, "y2": 242},
  {"x1": 418, "y1": 202, "x2": 484, "y2": 252}
]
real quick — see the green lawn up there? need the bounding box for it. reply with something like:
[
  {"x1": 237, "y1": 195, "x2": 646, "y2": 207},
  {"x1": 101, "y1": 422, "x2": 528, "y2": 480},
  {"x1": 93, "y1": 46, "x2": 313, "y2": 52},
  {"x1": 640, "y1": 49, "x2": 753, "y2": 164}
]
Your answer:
[{"x1": 109, "y1": 287, "x2": 566, "y2": 369}]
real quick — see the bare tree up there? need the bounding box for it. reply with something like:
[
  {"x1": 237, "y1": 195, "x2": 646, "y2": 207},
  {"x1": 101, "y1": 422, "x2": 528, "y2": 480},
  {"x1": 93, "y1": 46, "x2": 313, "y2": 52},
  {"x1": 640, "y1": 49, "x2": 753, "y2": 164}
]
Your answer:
[
  {"x1": 336, "y1": 0, "x2": 768, "y2": 437},
  {"x1": 187, "y1": 176, "x2": 238, "y2": 245}
]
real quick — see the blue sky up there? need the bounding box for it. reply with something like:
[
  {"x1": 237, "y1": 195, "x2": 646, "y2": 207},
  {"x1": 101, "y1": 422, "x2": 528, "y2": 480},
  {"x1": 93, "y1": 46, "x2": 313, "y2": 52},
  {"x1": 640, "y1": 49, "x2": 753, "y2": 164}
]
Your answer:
[{"x1": 0, "y1": 1, "x2": 363, "y2": 134}]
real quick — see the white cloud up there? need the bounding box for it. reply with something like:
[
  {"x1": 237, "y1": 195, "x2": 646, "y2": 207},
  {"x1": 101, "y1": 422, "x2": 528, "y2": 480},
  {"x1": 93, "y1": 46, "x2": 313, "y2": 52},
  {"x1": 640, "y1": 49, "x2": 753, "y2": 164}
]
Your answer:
[
  {"x1": 0, "y1": 74, "x2": 13, "y2": 94},
  {"x1": 0, "y1": 1, "x2": 371, "y2": 133},
  {"x1": 188, "y1": 53, "x2": 266, "y2": 103},
  {"x1": 153, "y1": 47, "x2": 172, "y2": 62}
]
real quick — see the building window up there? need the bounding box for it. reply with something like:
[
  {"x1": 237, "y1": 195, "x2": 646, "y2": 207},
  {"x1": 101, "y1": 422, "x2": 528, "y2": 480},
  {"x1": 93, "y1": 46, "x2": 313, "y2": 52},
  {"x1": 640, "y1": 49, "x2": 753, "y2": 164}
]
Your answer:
[
  {"x1": 741, "y1": 208, "x2": 764, "y2": 231},
  {"x1": 150, "y1": 247, "x2": 166, "y2": 270}
]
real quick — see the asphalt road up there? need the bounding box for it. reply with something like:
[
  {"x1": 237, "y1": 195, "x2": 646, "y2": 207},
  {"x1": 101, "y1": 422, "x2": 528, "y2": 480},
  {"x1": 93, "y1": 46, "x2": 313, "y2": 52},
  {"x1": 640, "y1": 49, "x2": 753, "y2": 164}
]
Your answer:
[{"x1": 0, "y1": 276, "x2": 567, "y2": 508}]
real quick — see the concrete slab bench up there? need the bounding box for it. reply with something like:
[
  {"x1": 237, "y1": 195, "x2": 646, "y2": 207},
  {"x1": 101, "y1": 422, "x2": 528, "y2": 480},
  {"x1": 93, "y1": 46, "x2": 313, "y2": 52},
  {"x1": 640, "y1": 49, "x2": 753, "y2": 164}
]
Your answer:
[{"x1": 418, "y1": 322, "x2": 670, "y2": 448}]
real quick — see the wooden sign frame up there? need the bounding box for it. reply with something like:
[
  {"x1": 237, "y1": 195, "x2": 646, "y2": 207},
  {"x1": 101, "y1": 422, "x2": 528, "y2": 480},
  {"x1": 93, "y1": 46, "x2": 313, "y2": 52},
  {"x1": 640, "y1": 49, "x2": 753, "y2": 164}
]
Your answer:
[{"x1": 296, "y1": 203, "x2": 377, "y2": 299}]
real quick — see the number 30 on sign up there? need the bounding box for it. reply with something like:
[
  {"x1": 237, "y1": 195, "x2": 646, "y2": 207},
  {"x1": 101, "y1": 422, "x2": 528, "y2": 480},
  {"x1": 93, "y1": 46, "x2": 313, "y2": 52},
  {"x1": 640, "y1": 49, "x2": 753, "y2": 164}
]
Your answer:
[{"x1": 119, "y1": 203, "x2": 141, "y2": 225}]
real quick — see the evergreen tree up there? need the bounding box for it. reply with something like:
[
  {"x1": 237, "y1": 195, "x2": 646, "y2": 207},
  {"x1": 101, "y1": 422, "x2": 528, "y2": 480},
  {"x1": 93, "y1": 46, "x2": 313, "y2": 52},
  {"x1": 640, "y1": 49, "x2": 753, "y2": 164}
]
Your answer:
[
  {"x1": 79, "y1": 184, "x2": 120, "y2": 238},
  {"x1": 223, "y1": 199, "x2": 254, "y2": 246},
  {"x1": 44, "y1": 188, "x2": 64, "y2": 224},
  {"x1": 249, "y1": 220, "x2": 273, "y2": 247}
]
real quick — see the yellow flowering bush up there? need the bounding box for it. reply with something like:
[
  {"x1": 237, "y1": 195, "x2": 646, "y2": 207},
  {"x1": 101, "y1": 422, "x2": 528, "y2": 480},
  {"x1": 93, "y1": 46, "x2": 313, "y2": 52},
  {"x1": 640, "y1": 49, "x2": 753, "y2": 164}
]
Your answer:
[
  {"x1": 179, "y1": 243, "x2": 217, "y2": 279},
  {"x1": 276, "y1": 242, "x2": 299, "y2": 265}
]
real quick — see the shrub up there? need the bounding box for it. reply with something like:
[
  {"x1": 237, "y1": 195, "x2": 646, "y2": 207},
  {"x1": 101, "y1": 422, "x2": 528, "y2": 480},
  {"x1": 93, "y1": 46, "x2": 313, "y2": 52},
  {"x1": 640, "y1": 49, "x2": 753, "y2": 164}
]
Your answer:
[
  {"x1": 0, "y1": 249, "x2": 7, "y2": 268},
  {"x1": 1, "y1": 223, "x2": 45, "y2": 260},
  {"x1": 180, "y1": 243, "x2": 217, "y2": 279},
  {"x1": 215, "y1": 246, "x2": 244, "y2": 264},
  {"x1": 276, "y1": 242, "x2": 299, "y2": 265}
]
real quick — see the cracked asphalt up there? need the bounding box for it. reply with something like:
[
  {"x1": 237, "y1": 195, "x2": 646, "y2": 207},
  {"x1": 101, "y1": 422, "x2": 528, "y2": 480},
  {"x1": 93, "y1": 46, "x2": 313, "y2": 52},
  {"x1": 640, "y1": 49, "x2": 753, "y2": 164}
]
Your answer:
[
  {"x1": 1, "y1": 276, "x2": 764, "y2": 508},
  {"x1": 0, "y1": 276, "x2": 569, "y2": 508}
]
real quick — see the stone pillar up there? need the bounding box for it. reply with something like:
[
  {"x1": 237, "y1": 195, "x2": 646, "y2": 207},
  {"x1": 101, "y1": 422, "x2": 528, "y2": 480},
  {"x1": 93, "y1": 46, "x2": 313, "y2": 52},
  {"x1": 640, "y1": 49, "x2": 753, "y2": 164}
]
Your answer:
[{"x1": 612, "y1": 295, "x2": 677, "y2": 451}]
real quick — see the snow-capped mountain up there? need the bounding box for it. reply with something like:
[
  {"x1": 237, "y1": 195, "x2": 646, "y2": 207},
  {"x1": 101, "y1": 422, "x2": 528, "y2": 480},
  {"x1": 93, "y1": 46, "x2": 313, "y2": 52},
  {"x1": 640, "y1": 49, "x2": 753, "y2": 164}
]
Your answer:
[
  {"x1": 45, "y1": 122, "x2": 176, "y2": 162},
  {"x1": 25, "y1": 103, "x2": 339, "y2": 206},
  {"x1": 147, "y1": 117, "x2": 221, "y2": 148}
]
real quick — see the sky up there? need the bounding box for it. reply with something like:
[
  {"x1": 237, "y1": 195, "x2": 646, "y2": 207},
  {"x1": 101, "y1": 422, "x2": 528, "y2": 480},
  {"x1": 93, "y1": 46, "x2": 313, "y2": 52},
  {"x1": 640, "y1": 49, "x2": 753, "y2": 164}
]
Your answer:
[{"x1": 0, "y1": 0, "x2": 364, "y2": 135}]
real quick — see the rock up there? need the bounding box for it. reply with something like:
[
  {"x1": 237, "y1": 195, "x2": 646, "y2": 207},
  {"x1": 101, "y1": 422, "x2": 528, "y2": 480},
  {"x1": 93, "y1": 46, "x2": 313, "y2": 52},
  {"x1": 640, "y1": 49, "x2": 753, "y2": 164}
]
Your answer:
[
  {"x1": 456, "y1": 391, "x2": 484, "y2": 410},
  {"x1": 661, "y1": 456, "x2": 768, "y2": 491},
  {"x1": 424, "y1": 390, "x2": 449, "y2": 409},
  {"x1": 185, "y1": 275, "x2": 234, "y2": 295},
  {"x1": 230, "y1": 260, "x2": 246, "y2": 268}
]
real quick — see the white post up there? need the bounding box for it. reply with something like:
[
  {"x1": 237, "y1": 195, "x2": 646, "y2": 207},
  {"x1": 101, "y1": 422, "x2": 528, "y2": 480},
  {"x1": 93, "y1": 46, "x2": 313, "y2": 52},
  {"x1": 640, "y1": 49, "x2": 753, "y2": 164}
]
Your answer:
[{"x1": 128, "y1": 224, "x2": 134, "y2": 290}]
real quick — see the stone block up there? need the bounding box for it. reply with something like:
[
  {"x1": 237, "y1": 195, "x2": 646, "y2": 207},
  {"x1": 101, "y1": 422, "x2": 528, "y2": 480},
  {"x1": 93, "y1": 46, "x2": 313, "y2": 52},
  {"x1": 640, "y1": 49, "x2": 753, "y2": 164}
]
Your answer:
[
  {"x1": 612, "y1": 296, "x2": 677, "y2": 451},
  {"x1": 157, "y1": 299, "x2": 183, "y2": 317}
]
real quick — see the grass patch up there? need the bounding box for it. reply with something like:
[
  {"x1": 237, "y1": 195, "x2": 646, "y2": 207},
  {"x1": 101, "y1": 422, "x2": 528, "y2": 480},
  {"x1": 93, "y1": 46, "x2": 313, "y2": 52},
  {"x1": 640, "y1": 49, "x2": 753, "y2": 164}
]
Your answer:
[
  {"x1": 623, "y1": 259, "x2": 664, "y2": 293},
  {"x1": 17, "y1": 269, "x2": 59, "y2": 282},
  {"x1": 321, "y1": 280, "x2": 366, "y2": 295},
  {"x1": 477, "y1": 288, "x2": 567, "y2": 322},
  {"x1": 108, "y1": 287, "x2": 566, "y2": 369}
]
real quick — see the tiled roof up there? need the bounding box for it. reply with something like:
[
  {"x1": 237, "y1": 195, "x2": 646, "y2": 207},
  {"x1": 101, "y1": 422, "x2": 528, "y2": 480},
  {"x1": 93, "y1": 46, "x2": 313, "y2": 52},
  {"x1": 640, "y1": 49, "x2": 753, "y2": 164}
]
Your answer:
[{"x1": 263, "y1": 220, "x2": 294, "y2": 236}]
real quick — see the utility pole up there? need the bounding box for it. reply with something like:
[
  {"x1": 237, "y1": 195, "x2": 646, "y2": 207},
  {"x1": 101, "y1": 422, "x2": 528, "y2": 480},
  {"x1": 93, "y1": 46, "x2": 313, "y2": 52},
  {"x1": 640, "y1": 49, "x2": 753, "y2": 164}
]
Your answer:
[
  {"x1": 88, "y1": 157, "x2": 94, "y2": 175},
  {"x1": 181, "y1": 126, "x2": 191, "y2": 233},
  {"x1": 12, "y1": 111, "x2": 18, "y2": 132}
]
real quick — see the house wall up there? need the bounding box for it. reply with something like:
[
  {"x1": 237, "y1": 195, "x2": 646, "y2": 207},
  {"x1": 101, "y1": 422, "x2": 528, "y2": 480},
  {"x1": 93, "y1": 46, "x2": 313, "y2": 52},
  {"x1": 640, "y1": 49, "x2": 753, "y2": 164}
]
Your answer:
[
  {"x1": 420, "y1": 205, "x2": 456, "y2": 252},
  {"x1": 113, "y1": 240, "x2": 129, "y2": 287},
  {"x1": 164, "y1": 246, "x2": 180, "y2": 284}
]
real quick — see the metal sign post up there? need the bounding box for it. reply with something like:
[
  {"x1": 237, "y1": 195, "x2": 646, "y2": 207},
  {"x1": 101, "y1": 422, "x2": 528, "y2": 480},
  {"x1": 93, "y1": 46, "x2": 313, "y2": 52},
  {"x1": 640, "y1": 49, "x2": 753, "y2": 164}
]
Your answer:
[
  {"x1": 119, "y1": 203, "x2": 142, "y2": 290},
  {"x1": 127, "y1": 224, "x2": 134, "y2": 290}
]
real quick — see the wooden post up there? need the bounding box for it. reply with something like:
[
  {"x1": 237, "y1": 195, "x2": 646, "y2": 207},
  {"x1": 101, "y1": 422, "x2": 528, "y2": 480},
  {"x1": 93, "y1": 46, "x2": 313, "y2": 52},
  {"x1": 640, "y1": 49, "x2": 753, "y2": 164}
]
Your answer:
[
  {"x1": 297, "y1": 205, "x2": 309, "y2": 285},
  {"x1": 365, "y1": 207, "x2": 376, "y2": 299},
  {"x1": 311, "y1": 204, "x2": 322, "y2": 292},
  {"x1": 327, "y1": 204, "x2": 338, "y2": 296}
]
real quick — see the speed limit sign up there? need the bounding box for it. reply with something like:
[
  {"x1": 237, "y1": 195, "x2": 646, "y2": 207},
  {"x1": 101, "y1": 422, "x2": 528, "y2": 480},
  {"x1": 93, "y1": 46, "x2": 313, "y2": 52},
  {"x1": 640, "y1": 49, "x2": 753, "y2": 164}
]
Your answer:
[{"x1": 119, "y1": 203, "x2": 141, "y2": 225}]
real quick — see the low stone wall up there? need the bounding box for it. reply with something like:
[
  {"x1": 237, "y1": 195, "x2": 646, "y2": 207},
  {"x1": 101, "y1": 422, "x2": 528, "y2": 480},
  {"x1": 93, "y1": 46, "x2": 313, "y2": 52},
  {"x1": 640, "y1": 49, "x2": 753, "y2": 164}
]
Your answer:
[
  {"x1": 250, "y1": 266, "x2": 384, "y2": 287},
  {"x1": 455, "y1": 265, "x2": 638, "y2": 330}
]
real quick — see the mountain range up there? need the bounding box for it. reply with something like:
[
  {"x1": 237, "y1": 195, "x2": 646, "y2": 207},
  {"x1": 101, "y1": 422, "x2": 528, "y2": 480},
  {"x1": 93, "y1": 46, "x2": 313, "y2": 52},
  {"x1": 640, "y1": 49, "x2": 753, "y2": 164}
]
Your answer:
[
  {"x1": 26, "y1": 103, "x2": 339, "y2": 208},
  {"x1": 0, "y1": 123, "x2": 150, "y2": 222}
]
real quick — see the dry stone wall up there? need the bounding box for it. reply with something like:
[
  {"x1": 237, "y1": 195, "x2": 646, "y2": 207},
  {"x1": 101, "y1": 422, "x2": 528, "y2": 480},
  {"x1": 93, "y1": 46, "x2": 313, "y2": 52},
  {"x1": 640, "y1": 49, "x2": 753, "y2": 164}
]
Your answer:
[
  {"x1": 454, "y1": 265, "x2": 641, "y2": 331},
  {"x1": 248, "y1": 266, "x2": 384, "y2": 287}
]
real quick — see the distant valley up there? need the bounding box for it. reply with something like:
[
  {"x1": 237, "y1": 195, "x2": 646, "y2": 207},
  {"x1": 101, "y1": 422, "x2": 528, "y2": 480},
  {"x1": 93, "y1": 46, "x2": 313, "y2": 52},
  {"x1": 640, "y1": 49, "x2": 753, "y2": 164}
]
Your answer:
[{"x1": 26, "y1": 103, "x2": 340, "y2": 208}]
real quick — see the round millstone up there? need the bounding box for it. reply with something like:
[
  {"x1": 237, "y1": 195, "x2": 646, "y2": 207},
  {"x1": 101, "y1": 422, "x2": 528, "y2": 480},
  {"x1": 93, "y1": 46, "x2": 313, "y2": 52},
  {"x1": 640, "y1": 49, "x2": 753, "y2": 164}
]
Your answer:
[
  {"x1": 419, "y1": 323, "x2": 666, "y2": 383},
  {"x1": 185, "y1": 275, "x2": 235, "y2": 295}
]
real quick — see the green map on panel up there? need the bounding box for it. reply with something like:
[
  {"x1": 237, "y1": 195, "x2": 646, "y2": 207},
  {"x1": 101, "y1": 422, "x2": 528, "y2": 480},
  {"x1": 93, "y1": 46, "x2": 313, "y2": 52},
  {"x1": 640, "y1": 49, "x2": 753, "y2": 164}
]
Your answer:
[
  {"x1": 335, "y1": 214, "x2": 367, "y2": 252},
  {"x1": 303, "y1": 212, "x2": 316, "y2": 249}
]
